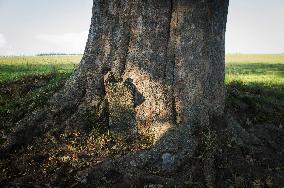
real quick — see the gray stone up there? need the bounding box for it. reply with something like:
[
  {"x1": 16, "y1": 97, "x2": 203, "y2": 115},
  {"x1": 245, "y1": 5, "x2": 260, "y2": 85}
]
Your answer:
[{"x1": 162, "y1": 153, "x2": 175, "y2": 167}]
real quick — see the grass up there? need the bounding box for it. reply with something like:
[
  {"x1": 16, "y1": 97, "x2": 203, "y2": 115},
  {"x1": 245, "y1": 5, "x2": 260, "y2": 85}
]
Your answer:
[
  {"x1": 0, "y1": 56, "x2": 81, "y2": 135},
  {"x1": 0, "y1": 55, "x2": 81, "y2": 82},
  {"x1": 226, "y1": 54, "x2": 284, "y2": 85},
  {"x1": 0, "y1": 73, "x2": 71, "y2": 135},
  {"x1": 225, "y1": 54, "x2": 284, "y2": 125}
]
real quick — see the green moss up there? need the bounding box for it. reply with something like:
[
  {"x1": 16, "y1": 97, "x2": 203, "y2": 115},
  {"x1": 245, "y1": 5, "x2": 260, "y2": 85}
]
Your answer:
[{"x1": 105, "y1": 80, "x2": 137, "y2": 137}]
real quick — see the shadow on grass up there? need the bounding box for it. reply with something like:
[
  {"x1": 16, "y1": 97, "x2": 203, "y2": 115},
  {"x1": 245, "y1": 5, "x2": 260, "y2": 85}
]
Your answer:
[
  {"x1": 226, "y1": 80, "x2": 284, "y2": 125},
  {"x1": 0, "y1": 73, "x2": 72, "y2": 134}
]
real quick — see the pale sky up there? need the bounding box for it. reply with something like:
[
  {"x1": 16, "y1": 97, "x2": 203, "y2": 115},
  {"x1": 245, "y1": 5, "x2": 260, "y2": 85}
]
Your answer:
[{"x1": 0, "y1": 0, "x2": 283, "y2": 55}]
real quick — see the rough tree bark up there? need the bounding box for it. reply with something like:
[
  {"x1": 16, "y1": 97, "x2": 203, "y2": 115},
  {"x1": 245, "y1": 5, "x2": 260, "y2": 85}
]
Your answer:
[
  {"x1": 1, "y1": 0, "x2": 229, "y2": 186},
  {"x1": 78, "y1": 0, "x2": 229, "y2": 140}
]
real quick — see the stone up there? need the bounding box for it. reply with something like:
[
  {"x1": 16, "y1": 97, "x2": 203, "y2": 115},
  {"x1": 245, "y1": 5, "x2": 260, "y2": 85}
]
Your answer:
[{"x1": 162, "y1": 153, "x2": 175, "y2": 167}]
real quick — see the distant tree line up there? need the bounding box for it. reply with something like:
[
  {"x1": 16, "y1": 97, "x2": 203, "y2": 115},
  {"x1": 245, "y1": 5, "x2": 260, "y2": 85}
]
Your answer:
[{"x1": 37, "y1": 53, "x2": 83, "y2": 56}]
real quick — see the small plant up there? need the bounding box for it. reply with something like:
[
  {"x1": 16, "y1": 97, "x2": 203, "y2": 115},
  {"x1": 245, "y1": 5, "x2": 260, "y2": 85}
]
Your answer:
[{"x1": 203, "y1": 127, "x2": 218, "y2": 155}]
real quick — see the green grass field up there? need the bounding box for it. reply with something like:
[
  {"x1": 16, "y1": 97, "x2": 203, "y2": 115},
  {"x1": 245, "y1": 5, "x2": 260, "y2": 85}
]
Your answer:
[
  {"x1": 0, "y1": 56, "x2": 81, "y2": 133},
  {"x1": 0, "y1": 55, "x2": 81, "y2": 82},
  {"x1": 0, "y1": 54, "x2": 283, "y2": 130},
  {"x1": 226, "y1": 54, "x2": 284, "y2": 86},
  {"x1": 225, "y1": 54, "x2": 284, "y2": 125}
]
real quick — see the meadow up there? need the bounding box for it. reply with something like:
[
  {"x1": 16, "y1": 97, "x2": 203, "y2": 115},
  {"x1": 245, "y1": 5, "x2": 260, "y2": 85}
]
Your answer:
[
  {"x1": 0, "y1": 55, "x2": 82, "y2": 134},
  {"x1": 225, "y1": 54, "x2": 284, "y2": 125},
  {"x1": 0, "y1": 55, "x2": 81, "y2": 82},
  {"x1": 226, "y1": 54, "x2": 284, "y2": 86}
]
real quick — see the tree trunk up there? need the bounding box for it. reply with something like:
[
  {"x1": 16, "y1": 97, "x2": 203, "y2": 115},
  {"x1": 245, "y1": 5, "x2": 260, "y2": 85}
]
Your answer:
[
  {"x1": 80, "y1": 0, "x2": 229, "y2": 138},
  {"x1": 80, "y1": 0, "x2": 229, "y2": 185},
  {"x1": 1, "y1": 0, "x2": 229, "y2": 186}
]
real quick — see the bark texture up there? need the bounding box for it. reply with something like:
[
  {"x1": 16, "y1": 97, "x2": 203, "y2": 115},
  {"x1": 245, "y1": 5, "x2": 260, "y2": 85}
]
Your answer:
[
  {"x1": 80, "y1": 0, "x2": 229, "y2": 139},
  {"x1": 1, "y1": 0, "x2": 229, "y2": 186},
  {"x1": 80, "y1": 0, "x2": 229, "y2": 185}
]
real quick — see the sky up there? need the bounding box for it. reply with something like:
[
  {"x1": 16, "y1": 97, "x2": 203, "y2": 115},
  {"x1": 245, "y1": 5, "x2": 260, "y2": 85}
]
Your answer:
[{"x1": 0, "y1": 0, "x2": 283, "y2": 55}]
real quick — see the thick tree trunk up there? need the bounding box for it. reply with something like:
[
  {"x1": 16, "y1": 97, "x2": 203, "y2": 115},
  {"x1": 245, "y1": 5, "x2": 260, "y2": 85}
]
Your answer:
[
  {"x1": 1, "y1": 0, "x2": 229, "y2": 186},
  {"x1": 79, "y1": 0, "x2": 229, "y2": 185},
  {"x1": 79, "y1": 0, "x2": 229, "y2": 139}
]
